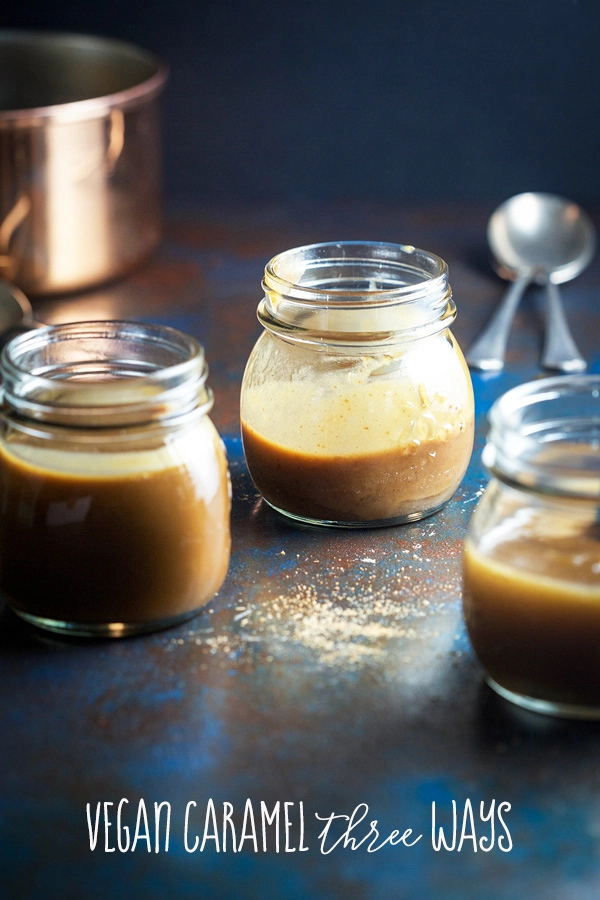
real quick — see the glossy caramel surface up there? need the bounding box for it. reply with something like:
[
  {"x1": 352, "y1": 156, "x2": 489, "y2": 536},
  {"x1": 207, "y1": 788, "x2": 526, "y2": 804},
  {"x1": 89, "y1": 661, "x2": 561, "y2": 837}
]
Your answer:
[
  {"x1": 463, "y1": 534, "x2": 600, "y2": 706},
  {"x1": 0, "y1": 421, "x2": 231, "y2": 627}
]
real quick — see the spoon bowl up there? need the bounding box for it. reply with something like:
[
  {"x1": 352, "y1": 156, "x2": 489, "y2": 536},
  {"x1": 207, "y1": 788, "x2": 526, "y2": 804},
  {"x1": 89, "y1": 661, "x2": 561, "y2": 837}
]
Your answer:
[
  {"x1": 467, "y1": 192, "x2": 596, "y2": 372},
  {"x1": 488, "y1": 192, "x2": 596, "y2": 285}
]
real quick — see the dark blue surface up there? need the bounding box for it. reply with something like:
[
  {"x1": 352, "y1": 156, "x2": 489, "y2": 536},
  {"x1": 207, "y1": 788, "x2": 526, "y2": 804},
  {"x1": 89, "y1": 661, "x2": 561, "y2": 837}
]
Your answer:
[
  {"x1": 1, "y1": 201, "x2": 599, "y2": 899},
  {"x1": 1, "y1": 403, "x2": 599, "y2": 900}
]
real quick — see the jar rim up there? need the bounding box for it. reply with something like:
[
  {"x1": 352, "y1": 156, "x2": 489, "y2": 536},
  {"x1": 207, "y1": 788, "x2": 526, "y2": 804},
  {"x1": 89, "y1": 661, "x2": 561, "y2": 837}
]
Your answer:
[
  {"x1": 1, "y1": 320, "x2": 211, "y2": 428},
  {"x1": 264, "y1": 240, "x2": 448, "y2": 301},
  {"x1": 260, "y1": 240, "x2": 455, "y2": 346},
  {"x1": 484, "y1": 374, "x2": 600, "y2": 500}
]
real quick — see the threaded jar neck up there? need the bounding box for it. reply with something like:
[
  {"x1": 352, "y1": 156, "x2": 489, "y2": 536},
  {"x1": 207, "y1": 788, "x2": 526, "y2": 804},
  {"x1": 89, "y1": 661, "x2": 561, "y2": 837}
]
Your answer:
[
  {"x1": 0, "y1": 320, "x2": 212, "y2": 430},
  {"x1": 483, "y1": 375, "x2": 600, "y2": 500},
  {"x1": 259, "y1": 241, "x2": 455, "y2": 347}
]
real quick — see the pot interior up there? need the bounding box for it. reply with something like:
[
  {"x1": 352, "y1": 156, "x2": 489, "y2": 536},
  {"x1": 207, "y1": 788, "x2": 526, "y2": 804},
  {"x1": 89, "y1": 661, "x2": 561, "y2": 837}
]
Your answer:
[{"x1": 0, "y1": 31, "x2": 163, "y2": 112}]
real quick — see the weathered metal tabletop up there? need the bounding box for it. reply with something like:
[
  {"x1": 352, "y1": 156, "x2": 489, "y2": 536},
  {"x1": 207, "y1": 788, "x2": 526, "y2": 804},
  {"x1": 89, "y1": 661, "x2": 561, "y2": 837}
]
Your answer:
[{"x1": 2, "y1": 201, "x2": 599, "y2": 900}]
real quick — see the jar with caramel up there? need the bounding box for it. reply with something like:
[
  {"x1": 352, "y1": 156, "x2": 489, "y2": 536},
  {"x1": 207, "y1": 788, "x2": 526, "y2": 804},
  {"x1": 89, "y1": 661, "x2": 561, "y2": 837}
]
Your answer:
[
  {"x1": 463, "y1": 375, "x2": 600, "y2": 719},
  {"x1": 0, "y1": 321, "x2": 231, "y2": 637},
  {"x1": 241, "y1": 241, "x2": 474, "y2": 527}
]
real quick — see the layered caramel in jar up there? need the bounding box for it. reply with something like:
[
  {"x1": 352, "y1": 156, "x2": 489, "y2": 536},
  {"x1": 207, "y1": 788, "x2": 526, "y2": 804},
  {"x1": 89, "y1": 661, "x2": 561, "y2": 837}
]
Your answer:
[
  {"x1": 241, "y1": 241, "x2": 474, "y2": 526},
  {"x1": 242, "y1": 339, "x2": 473, "y2": 524}
]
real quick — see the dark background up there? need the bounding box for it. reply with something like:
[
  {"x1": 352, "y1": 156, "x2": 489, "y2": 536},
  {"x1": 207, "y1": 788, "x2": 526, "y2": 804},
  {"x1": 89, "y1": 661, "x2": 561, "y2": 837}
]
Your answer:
[{"x1": 2, "y1": 1, "x2": 599, "y2": 209}]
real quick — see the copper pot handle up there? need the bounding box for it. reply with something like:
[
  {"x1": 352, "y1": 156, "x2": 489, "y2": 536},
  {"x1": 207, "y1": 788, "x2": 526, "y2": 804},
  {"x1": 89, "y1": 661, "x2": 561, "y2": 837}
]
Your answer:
[
  {"x1": 0, "y1": 195, "x2": 32, "y2": 282},
  {"x1": 73, "y1": 108, "x2": 126, "y2": 181}
]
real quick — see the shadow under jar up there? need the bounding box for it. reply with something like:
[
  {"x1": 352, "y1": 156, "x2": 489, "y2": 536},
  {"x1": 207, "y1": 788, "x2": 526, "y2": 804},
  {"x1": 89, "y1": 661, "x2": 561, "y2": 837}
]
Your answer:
[
  {"x1": 240, "y1": 241, "x2": 474, "y2": 527},
  {"x1": 463, "y1": 375, "x2": 600, "y2": 719},
  {"x1": 0, "y1": 321, "x2": 231, "y2": 637}
]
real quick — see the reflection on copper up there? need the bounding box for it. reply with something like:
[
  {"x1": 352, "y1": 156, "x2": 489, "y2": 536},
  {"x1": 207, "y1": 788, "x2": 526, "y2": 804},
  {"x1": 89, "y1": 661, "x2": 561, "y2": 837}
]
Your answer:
[
  {"x1": 0, "y1": 32, "x2": 167, "y2": 296},
  {"x1": 43, "y1": 293, "x2": 124, "y2": 324},
  {"x1": 0, "y1": 194, "x2": 31, "y2": 280}
]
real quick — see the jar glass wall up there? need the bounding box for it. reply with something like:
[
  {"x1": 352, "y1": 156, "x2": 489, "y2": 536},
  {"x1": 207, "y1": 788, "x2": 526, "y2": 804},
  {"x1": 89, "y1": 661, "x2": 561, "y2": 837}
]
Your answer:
[
  {"x1": 0, "y1": 321, "x2": 231, "y2": 637},
  {"x1": 463, "y1": 375, "x2": 600, "y2": 718},
  {"x1": 241, "y1": 241, "x2": 474, "y2": 527}
]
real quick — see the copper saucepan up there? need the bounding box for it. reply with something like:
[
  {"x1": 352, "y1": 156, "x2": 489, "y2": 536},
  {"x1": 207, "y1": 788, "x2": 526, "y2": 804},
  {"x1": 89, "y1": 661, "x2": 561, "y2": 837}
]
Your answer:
[{"x1": 0, "y1": 30, "x2": 168, "y2": 296}]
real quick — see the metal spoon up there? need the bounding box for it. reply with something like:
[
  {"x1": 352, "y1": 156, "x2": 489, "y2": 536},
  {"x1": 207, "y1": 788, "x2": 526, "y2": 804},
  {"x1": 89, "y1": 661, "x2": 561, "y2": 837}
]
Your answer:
[{"x1": 466, "y1": 192, "x2": 596, "y2": 372}]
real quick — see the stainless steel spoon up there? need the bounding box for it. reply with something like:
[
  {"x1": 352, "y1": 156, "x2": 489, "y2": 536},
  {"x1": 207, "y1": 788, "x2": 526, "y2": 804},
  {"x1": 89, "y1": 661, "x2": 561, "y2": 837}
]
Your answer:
[{"x1": 466, "y1": 192, "x2": 596, "y2": 372}]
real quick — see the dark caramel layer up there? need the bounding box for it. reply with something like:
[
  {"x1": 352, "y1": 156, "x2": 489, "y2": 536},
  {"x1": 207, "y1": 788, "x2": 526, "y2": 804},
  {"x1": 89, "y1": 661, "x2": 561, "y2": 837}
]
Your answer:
[
  {"x1": 0, "y1": 438, "x2": 230, "y2": 625},
  {"x1": 242, "y1": 419, "x2": 473, "y2": 523},
  {"x1": 463, "y1": 537, "x2": 600, "y2": 706}
]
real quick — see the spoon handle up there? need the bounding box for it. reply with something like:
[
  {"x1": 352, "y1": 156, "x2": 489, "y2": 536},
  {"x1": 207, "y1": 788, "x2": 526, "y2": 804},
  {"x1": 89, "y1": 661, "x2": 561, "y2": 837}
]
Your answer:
[
  {"x1": 466, "y1": 275, "x2": 530, "y2": 371},
  {"x1": 541, "y1": 280, "x2": 587, "y2": 373}
]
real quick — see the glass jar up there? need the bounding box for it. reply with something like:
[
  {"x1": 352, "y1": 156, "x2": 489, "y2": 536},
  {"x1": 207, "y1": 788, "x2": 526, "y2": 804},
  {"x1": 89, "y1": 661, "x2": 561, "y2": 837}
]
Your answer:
[
  {"x1": 0, "y1": 321, "x2": 231, "y2": 637},
  {"x1": 463, "y1": 375, "x2": 600, "y2": 719},
  {"x1": 240, "y1": 241, "x2": 474, "y2": 527}
]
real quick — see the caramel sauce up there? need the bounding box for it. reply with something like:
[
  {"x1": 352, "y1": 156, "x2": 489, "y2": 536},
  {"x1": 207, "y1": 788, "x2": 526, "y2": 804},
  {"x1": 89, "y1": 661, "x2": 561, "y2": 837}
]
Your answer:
[
  {"x1": 463, "y1": 534, "x2": 600, "y2": 706},
  {"x1": 241, "y1": 361, "x2": 473, "y2": 524},
  {"x1": 0, "y1": 422, "x2": 231, "y2": 628},
  {"x1": 242, "y1": 419, "x2": 473, "y2": 523}
]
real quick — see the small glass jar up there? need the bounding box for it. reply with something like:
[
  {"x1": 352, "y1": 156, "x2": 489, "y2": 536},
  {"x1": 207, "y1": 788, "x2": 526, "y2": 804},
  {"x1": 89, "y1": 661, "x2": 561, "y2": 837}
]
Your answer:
[
  {"x1": 463, "y1": 375, "x2": 600, "y2": 719},
  {"x1": 0, "y1": 321, "x2": 231, "y2": 637},
  {"x1": 240, "y1": 241, "x2": 474, "y2": 527}
]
